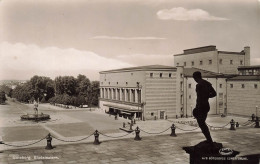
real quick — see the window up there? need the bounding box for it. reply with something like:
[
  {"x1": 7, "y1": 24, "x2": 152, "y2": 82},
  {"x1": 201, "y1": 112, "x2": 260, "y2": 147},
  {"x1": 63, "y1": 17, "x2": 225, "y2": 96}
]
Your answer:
[
  {"x1": 240, "y1": 60, "x2": 243, "y2": 65},
  {"x1": 241, "y1": 84, "x2": 245, "y2": 88},
  {"x1": 184, "y1": 62, "x2": 186, "y2": 66},
  {"x1": 209, "y1": 60, "x2": 212, "y2": 65},
  {"x1": 230, "y1": 60, "x2": 233, "y2": 65},
  {"x1": 219, "y1": 59, "x2": 222, "y2": 64},
  {"x1": 189, "y1": 84, "x2": 191, "y2": 88},
  {"x1": 191, "y1": 61, "x2": 194, "y2": 66},
  {"x1": 150, "y1": 73, "x2": 153, "y2": 78},
  {"x1": 180, "y1": 73, "x2": 183, "y2": 77},
  {"x1": 189, "y1": 95, "x2": 191, "y2": 99},
  {"x1": 117, "y1": 82, "x2": 118, "y2": 84},
  {"x1": 219, "y1": 84, "x2": 222, "y2": 88},
  {"x1": 200, "y1": 60, "x2": 203, "y2": 65},
  {"x1": 169, "y1": 73, "x2": 172, "y2": 78},
  {"x1": 126, "y1": 82, "x2": 128, "y2": 85},
  {"x1": 109, "y1": 82, "x2": 110, "y2": 85},
  {"x1": 151, "y1": 112, "x2": 154, "y2": 116},
  {"x1": 160, "y1": 73, "x2": 163, "y2": 78},
  {"x1": 230, "y1": 84, "x2": 233, "y2": 88},
  {"x1": 219, "y1": 93, "x2": 223, "y2": 100},
  {"x1": 255, "y1": 84, "x2": 258, "y2": 89},
  {"x1": 177, "y1": 63, "x2": 179, "y2": 66},
  {"x1": 219, "y1": 102, "x2": 223, "y2": 108}
]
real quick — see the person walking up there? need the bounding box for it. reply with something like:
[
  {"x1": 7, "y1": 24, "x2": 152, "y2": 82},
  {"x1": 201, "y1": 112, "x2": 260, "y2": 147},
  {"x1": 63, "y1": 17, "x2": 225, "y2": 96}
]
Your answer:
[{"x1": 192, "y1": 71, "x2": 216, "y2": 143}]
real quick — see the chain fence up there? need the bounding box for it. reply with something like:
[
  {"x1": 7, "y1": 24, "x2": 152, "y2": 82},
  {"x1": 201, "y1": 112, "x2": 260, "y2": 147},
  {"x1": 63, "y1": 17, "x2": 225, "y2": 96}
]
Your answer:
[{"x1": 1, "y1": 117, "x2": 258, "y2": 148}]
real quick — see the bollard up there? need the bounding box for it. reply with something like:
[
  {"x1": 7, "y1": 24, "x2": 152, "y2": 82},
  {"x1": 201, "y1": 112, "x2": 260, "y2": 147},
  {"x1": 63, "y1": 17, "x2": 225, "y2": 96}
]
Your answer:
[
  {"x1": 93, "y1": 130, "x2": 100, "y2": 145},
  {"x1": 236, "y1": 122, "x2": 239, "y2": 128},
  {"x1": 170, "y1": 124, "x2": 177, "y2": 137},
  {"x1": 45, "y1": 133, "x2": 53, "y2": 150},
  {"x1": 123, "y1": 122, "x2": 126, "y2": 128},
  {"x1": 255, "y1": 117, "x2": 260, "y2": 128},
  {"x1": 230, "y1": 119, "x2": 236, "y2": 130},
  {"x1": 115, "y1": 115, "x2": 118, "y2": 120},
  {"x1": 251, "y1": 114, "x2": 256, "y2": 121},
  {"x1": 133, "y1": 119, "x2": 136, "y2": 124},
  {"x1": 134, "y1": 127, "x2": 141, "y2": 141}
]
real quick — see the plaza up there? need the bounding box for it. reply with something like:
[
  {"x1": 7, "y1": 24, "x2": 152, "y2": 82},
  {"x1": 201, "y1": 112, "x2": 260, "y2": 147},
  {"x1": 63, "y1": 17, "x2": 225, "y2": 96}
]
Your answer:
[{"x1": 1, "y1": 98, "x2": 260, "y2": 163}]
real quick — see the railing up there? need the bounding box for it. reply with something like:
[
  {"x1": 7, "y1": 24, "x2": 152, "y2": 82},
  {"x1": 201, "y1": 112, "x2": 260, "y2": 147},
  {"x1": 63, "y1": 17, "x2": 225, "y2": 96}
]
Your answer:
[{"x1": 1, "y1": 117, "x2": 259, "y2": 149}]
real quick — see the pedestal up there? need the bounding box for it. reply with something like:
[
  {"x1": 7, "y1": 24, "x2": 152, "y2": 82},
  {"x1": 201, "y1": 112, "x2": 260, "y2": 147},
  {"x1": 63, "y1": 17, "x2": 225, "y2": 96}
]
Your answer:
[{"x1": 183, "y1": 141, "x2": 239, "y2": 164}]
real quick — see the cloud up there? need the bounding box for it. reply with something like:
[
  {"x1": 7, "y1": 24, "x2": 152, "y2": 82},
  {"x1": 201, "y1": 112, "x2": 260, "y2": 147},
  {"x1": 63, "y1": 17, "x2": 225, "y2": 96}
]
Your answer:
[
  {"x1": 116, "y1": 53, "x2": 173, "y2": 66},
  {"x1": 90, "y1": 36, "x2": 166, "y2": 40},
  {"x1": 157, "y1": 7, "x2": 229, "y2": 21},
  {"x1": 0, "y1": 42, "x2": 133, "y2": 80}
]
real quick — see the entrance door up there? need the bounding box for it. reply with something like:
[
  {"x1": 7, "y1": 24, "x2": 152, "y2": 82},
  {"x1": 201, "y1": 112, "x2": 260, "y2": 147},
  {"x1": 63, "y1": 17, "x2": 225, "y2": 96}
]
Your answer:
[{"x1": 160, "y1": 111, "x2": 165, "y2": 119}]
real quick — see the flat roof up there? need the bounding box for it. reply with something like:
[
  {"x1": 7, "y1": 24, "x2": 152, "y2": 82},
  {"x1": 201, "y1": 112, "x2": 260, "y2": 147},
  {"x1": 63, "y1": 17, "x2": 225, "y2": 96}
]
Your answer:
[
  {"x1": 183, "y1": 67, "x2": 234, "y2": 78},
  {"x1": 174, "y1": 45, "x2": 245, "y2": 56},
  {"x1": 238, "y1": 65, "x2": 260, "y2": 69},
  {"x1": 100, "y1": 65, "x2": 177, "y2": 74},
  {"x1": 227, "y1": 75, "x2": 260, "y2": 81}
]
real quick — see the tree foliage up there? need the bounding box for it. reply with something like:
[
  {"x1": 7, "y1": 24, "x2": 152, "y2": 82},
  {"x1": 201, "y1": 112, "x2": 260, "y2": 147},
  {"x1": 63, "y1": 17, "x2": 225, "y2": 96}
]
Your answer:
[
  {"x1": 0, "y1": 85, "x2": 12, "y2": 97},
  {"x1": 11, "y1": 74, "x2": 99, "y2": 107},
  {"x1": 0, "y1": 91, "x2": 7, "y2": 104}
]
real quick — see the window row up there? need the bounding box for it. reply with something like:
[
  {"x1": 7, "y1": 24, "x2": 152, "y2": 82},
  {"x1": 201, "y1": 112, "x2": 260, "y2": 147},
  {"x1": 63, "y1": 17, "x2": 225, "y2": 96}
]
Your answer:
[
  {"x1": 188, "y1": 83, "x2": 258, "y2": 89},
  {"x1": 230, "y1": 84, "x2": 258, "y2": 89},
  {"x1": 177, "y1": 59, "x2": 244, "y2": 66},
  {"x1": 150, "y1": 73, "x2": 172, "y2": 78},
  {"x1": 100, "y1": 88, "x2": 141, "y2": 103}
]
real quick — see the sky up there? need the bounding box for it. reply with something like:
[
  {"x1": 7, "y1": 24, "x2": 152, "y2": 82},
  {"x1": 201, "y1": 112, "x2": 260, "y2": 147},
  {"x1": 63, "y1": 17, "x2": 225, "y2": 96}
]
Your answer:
[{"x1": 0, "y1": 0, "x2": 260, "y2": 81}]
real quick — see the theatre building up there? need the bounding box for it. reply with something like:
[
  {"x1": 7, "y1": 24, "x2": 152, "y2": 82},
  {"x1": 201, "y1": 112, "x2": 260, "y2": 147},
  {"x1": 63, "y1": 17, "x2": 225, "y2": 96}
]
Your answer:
[
  {"x1": 227, "y1": 66, "x2": 260, "y2": 116},
  {"x1": 99, "y1": 65, "x2": 178, "y2": 120}
]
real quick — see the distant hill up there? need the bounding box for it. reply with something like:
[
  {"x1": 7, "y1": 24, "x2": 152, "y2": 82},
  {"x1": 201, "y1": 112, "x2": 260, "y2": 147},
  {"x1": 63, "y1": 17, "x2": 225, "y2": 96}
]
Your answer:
[{"x1": 0, "y1": 80, "x2": 27, "y2": 89}]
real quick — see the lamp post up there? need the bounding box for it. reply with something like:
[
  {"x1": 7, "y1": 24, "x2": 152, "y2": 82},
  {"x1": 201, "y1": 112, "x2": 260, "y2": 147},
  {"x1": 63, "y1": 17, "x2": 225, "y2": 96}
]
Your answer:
[
  {"x1": 137, "y1": 82, "x2": 140, "y2": 120},
  {"x1": 191, "y1": 105, "x2": 193, "y2": 117},
  {"x1": 256, "y1": 106, "x2": 258, "y2": 117}
]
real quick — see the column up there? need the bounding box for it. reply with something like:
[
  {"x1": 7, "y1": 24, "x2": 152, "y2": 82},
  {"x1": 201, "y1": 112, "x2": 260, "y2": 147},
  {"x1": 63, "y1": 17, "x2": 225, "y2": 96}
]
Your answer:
[{"x1": 135, "y1": 89, "x2": 138, "y2": 103}]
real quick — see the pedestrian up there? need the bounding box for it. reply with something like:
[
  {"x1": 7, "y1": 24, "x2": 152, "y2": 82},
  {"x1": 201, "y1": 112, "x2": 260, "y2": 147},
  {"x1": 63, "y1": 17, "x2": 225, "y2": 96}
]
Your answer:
[{"x1": 192, "y1": 71, "x2": 216, "y2": 143}]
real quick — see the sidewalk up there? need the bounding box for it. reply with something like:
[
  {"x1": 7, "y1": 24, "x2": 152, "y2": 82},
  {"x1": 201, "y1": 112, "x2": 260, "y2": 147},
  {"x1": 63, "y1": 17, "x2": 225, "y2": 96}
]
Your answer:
[{"x1": 1, "y1": 127, "x2": 259, "y2": 164}]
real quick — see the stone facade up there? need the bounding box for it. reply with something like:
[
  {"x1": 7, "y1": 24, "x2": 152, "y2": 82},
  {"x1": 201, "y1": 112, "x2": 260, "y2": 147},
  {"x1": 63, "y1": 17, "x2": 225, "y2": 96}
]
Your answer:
[
  {"x1": 99, "y1": 65, "x2": 178, "y2": 120},
  {"x1": 174, "y1": 46, "x2": 259, "y2": 117},
  {"x1": 174, "y1": 46, "x2": 250, "y2": 74},
  {"x1": 227, "y1": 77, "x2": 260, "y2": 116},
  {"x1": 99, "y1": 45, "x2": 259, "y2": 119}
]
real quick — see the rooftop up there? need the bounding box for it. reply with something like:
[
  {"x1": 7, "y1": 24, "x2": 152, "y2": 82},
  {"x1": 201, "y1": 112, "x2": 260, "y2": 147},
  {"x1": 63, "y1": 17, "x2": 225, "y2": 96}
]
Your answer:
[
  {"x1": 183, "y1": 67, "x2": 230, "y2": 78},
  {"x1": 227, "y1": 75, "x2": 260, "y2": 81},
  {"x1": 174, "y1": 45, "x2": 245, "y2": 56},
  {"x1": 238, "y1": 65, "x2": 260, "y2": 69},
  {"x1": 99, "y1": 65, "x2": 177, "y2": 74}
]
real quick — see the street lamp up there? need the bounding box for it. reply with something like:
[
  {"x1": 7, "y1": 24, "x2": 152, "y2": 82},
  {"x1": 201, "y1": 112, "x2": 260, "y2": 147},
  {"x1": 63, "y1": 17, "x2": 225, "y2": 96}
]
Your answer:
[
  {"x1": 191, "y1": 105, "x2": 193, "y2": 117},
  {"x1": 137, "y1": 82, "x2": 141, "y2": 120},
  {"x1": 256, "y1": 106, "x2": 258, "y2": 117}
]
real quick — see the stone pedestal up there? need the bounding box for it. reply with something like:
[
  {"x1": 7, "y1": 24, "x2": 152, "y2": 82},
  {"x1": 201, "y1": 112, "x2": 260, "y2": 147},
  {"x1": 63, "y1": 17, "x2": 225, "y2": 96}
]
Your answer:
[{"x1": 183, "y1": 141, "x2": 239, "y2": 164}]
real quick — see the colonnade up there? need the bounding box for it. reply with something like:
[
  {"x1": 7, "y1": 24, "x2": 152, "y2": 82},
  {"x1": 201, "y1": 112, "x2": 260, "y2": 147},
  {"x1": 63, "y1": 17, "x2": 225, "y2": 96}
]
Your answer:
[{"x1": 100, "y1": 87, "x2": 141, "y2": 103}]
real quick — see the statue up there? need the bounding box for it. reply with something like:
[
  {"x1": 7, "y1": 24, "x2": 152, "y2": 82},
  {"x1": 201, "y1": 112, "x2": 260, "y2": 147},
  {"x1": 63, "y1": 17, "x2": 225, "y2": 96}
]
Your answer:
[{"x1": 33, "y1": 100, "x2": 39, "y2": 115}]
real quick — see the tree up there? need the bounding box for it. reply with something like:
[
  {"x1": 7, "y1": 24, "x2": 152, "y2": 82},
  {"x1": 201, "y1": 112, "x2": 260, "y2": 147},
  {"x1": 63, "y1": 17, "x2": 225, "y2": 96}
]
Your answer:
[
  {"x1": 54, "y1": 76, "x2": 77, "y2": 96},
  {"x1": 30, "y1": 75, "x2": 55, "y2": 101},
  {"x1": 87, "y1": 81, "x2": 100, "y2": 107},
  {"x1": 0, "y1": 85, "x2": 12, "y2": 97},
  {"x1": 0, "y1": 91, "x2": 7, "y2": 104}
]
